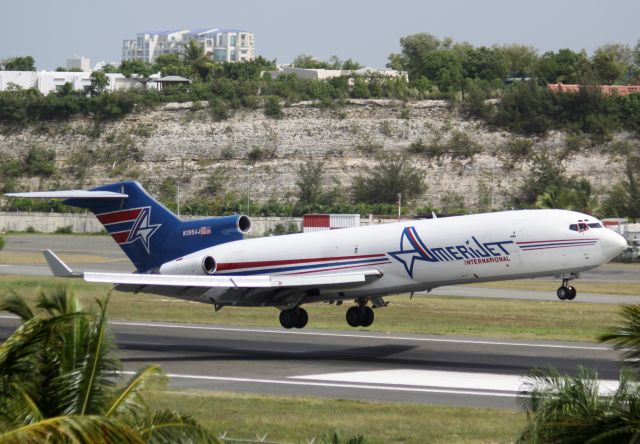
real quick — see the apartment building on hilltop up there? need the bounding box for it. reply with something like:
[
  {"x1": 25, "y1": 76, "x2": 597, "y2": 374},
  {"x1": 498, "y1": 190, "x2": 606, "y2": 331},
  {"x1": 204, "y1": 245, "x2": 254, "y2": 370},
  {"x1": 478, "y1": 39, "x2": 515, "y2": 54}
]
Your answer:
[{"x1": 122, "y1": 28, "x2": 255, "y2": 64}]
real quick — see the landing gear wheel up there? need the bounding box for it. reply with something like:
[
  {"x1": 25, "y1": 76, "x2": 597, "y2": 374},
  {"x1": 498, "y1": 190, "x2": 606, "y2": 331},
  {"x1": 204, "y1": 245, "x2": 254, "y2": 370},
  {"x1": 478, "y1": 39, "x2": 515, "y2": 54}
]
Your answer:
[
  {"x1": 557, "y1": 286, "x2": 569, "y2": 300},
  {"x1": 294, "y1": 308, "x2": 308, "y2": 329},
  {"x1": 361, "y1": 306, "x2": 374, "y2": 327},
  {"x1": 567, "y1": 286, "x2": 577, "y2": 301},
  {"x1": 279, "y1": 308, "x2": 299, "y2": 329},
  {"x1": 346, "y1": 306, "x2": 361, "y2": 327}
]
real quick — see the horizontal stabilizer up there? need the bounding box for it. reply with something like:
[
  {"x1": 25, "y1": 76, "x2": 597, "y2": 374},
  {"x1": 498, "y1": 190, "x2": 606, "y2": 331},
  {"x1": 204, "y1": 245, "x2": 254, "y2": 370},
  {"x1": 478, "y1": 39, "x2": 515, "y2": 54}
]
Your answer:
[
  {"x1": 42, "y1": 250, "x2": 83, "y2": 278},
  {"x1": 83, "y1": 269, "x2": 382, "y2": 289},
  {"x1": 5, "y1": 190, "x2": 128, "y2": 199}
]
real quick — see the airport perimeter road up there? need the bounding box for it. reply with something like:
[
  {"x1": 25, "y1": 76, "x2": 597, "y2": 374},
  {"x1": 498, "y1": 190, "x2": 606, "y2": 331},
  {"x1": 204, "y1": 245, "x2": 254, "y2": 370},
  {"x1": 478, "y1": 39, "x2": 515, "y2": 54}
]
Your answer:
[{"x1": 0, "y1": 316, "x2": 622, "y2": 409}]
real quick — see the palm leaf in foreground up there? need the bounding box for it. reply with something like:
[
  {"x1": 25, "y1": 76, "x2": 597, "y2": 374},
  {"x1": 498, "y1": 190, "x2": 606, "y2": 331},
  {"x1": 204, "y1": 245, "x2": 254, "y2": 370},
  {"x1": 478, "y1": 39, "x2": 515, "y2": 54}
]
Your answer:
[
  {"x1": 600, "y1": 304, "x2": 640, "y2": 369},
  {"x1": 0, "y1": 415, "x2": 145, "y2": 444},
  {"x1": 0, "y1": 288, "x2": 216, "y2": 443},
  {"x1": 518, "y1": 366, "x2": 640, "y2": 443}
]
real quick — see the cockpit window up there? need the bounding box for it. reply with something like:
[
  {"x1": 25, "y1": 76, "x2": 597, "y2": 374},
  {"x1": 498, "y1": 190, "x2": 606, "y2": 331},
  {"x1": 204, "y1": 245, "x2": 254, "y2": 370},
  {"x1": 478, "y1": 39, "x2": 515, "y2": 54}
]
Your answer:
[
  {"x1": 569, "y1": 222, "x2": 590, "y2": 232},
  {"x1": 588, "y1": 223, "x2": 602, "y2": 228}
]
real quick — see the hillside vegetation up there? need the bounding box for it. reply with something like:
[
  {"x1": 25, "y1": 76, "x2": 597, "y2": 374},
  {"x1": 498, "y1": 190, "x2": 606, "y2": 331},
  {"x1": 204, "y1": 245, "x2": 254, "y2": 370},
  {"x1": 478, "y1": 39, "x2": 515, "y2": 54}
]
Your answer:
[{"x1": 1, "y1": 34, "x2": 640, "y2": 219}]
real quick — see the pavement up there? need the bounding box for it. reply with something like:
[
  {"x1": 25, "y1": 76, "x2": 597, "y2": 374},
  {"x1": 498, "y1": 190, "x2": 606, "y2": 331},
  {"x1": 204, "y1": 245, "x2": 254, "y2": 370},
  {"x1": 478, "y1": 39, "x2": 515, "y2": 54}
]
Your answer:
[{"x1": 0, "y1": 315, "x2": 622, "y2": 409}]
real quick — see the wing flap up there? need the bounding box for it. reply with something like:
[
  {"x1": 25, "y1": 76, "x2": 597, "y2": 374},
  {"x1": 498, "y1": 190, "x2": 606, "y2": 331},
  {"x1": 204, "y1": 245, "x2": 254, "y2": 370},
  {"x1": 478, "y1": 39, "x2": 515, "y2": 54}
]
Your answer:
[{"x1": 83, "y1": 269, "x2": 381, "y2": 289}]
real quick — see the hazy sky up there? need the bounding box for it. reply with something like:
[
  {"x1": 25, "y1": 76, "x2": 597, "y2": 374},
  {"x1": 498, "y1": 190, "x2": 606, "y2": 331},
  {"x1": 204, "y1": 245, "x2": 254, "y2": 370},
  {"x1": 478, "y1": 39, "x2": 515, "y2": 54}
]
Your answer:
[{"x1": 1, "y1": 0, "x2": 639, "y2": 70}]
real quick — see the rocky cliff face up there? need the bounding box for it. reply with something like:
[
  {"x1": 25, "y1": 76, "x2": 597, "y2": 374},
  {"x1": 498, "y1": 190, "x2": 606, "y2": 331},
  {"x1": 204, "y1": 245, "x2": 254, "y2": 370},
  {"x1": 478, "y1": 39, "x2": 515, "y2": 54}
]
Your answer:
[{"x1": 0, "y1": 99, "x2": 629, "y2": 211}]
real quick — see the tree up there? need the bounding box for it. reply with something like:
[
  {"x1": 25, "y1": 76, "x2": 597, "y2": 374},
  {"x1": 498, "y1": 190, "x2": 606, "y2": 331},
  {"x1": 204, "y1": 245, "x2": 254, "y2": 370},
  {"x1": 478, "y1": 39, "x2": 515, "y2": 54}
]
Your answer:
[
  {"x1": 600, "y1": 154, "x2": 640, "y2": 219},
  {"x1": 592, "y1": 46, "x2": 629, "y2": 84},
  {"x1": 153, "y1": 54, "x2": 191, "y2": 78},
  {"x1": 184, "y1": 40, "x2": 213, "y2": 81},
  {"x1": 352, "y1": 155, "x2": 426, "y2": 204},
  {"x1": 0, "y1": 288, "x2": 215, "y2": 443},
  {"x1": 296, "y1": 158, "x2": 326, "y2": 207},
  {"x1": 461, "y1": 46, "x2": 508, "y2": 82},
  {"x1": 118, "y1": 60, "x2": 155, "y2": 86},
  {"x1": 499, "y1": 44, "x2": 539, "y2": 78},
  {"x1": 535, "y1": 49, "x2": 591, "y2": 84},
  {"x1": 2, "y1": 56, "x2": 36, "y2": 71},
  {"x1": 88, "y1": 71, "x2": 110, "y2": 96}
]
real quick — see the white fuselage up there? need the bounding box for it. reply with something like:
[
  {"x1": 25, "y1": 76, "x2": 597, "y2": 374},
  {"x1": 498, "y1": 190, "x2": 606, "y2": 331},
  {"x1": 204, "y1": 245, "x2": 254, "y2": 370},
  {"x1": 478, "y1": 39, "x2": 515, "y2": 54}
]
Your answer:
[{"x1": 158, "y1": 209, "x2": 627, "y2": 307}]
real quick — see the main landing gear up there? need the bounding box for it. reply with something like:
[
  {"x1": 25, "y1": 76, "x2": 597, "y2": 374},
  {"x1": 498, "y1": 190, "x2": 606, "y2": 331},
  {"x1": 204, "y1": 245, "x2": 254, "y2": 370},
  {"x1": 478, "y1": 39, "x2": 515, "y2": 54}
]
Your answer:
[
  {"x1": 279, "y1": 307, "x2": 308, "y2": 329},
  {"x1": 556, "y1": 277, "x2": 577, "y2": 301},
  {"x1": 346, "y1": 303, "x2": 375, "y2": 328}
]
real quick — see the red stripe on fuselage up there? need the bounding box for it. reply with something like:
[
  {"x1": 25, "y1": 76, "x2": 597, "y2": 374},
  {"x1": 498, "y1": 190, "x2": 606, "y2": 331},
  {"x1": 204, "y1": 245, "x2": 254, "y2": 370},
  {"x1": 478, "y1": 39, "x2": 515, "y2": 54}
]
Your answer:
[
  {"x1": 517, "y1": 238, "x2": 598, "y2": 245},
  {"x1": 284, "y1": 260, "x2": 391, "y2": 275},
  {"x1": 407, "y1": 228, "x2": 430, "y2": 257},
  {"x1": 97, "y1": 208, "x2": 142, "y2": 225},
  {"x1": 216, "y1": 254, "x2": 386, "y2": 271}
]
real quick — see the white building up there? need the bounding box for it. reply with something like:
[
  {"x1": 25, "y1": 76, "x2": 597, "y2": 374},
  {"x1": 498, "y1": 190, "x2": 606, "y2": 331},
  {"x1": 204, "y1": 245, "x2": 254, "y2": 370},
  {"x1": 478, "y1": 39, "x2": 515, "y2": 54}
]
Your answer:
[
  {"x1": 0, "y1": 71, "x2": 148, "y2": 95},
  {"x1": 269, "y1": 66, "x2": 408, "y2": 82},
  {"x1": 122, "y1": 28, "x2": 254, "y2": 64},
  {"x1": 66, "y1": 56, "x2": 91, "y2": 72}
]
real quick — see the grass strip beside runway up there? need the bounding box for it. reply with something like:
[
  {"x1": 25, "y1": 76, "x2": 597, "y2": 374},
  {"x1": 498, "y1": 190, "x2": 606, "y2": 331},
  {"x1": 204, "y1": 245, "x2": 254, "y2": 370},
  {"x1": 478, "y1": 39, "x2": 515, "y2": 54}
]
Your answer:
[
  {"x1": 0, "y1": 275, "x2": 622, "y2": 341},
  {"x1": 147, "y1": 390, "x2": 525, "y2": 444}
]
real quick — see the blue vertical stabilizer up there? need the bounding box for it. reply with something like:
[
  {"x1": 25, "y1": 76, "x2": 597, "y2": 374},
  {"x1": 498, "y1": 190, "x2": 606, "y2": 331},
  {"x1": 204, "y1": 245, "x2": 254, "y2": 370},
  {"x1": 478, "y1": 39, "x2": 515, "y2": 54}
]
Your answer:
[{"x1": 63, "y1": 181, "x2": 247, "y2": 272}]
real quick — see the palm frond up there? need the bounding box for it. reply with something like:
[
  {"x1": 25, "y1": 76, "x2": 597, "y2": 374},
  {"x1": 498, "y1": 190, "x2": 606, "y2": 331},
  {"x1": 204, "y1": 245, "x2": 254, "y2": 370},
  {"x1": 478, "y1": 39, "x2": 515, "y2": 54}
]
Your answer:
[
  {"x1": 136, "y1": 409, "x2": 218, "y2": 444},
  {"x1": 0, "y1": 291, "x2": 34, "y2": 321},
  {"x1": 0, "y1": 414, "x2": 145, "y2": 444},
  {"x1": 36, "y1": 286, "x2": 82, "y2": 317},
  {"x1": 63, "y1": 295, "x2": 120, "y2": 416},
  {"x1": 518, "y1": 366, "x2": 640, "y2": 443},
  {"x1": 600, "y1": 304, "x2": 640, "y2": 369},
  {"x1": 106, "y1": 364, "x2": 167, "y2": 418}
]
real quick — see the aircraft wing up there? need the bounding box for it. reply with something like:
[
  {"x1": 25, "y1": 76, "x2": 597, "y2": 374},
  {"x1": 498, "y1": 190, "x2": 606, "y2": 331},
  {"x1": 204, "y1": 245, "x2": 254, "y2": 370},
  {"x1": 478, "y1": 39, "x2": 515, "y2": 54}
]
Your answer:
[
  {"x1": 83, "y1": 269, "x2": 381, "y2": 288},
  {"x1": 43, "y1": 249, "x2": 381, "y2": 289}
]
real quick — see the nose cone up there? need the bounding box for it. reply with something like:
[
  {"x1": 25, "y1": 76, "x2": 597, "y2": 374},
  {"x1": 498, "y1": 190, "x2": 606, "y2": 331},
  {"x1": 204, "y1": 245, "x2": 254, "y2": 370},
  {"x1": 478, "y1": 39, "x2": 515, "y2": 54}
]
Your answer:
[{"x1": 601, "y1": 229, "x2": 628, "y2": 261}]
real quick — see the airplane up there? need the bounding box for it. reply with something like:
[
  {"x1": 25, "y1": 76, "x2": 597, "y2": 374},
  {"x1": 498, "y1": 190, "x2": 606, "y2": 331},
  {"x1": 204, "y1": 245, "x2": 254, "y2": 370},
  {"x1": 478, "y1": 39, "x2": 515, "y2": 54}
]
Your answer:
[{"x1": 5, "y1": 181, "x2": 628, "y2": 329}]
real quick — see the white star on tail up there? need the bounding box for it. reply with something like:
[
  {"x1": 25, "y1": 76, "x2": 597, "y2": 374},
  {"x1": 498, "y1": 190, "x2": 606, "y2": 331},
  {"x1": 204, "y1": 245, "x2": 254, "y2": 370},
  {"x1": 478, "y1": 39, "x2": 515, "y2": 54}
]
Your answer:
[{"x1": 127, "y1": 207, "x2": 161, "y2": 254}]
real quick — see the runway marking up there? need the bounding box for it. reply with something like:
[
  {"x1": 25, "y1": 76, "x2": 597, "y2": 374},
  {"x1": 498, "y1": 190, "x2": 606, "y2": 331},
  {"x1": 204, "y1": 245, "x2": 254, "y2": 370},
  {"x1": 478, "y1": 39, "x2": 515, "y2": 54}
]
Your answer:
[
  {"x1": 118, "y1": 371, "x2": 519, "y2": 398},
  {"x1": 0, "y1": 315, "x2": 613, "y2": 351},
  {"x1": 291, "y1": 369, "x2": 620, "y2": 393},
  {"x1": 106, "y1": 319, "x2": 610, "y2": 351}
]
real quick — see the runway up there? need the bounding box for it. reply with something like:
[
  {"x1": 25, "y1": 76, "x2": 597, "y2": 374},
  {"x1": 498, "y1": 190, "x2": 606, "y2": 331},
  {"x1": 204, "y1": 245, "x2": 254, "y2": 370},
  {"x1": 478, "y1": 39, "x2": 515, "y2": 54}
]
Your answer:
[{"x1": 0, "y1": 316, "x2": 622, "y2": 409}]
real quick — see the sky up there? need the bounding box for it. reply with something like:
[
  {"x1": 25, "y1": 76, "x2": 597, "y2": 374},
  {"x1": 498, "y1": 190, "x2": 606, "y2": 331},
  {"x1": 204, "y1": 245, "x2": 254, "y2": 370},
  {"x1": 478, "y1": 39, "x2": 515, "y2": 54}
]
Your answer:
[{"x1": 1, "y1": 0, "x2": 639, "y2": 70}]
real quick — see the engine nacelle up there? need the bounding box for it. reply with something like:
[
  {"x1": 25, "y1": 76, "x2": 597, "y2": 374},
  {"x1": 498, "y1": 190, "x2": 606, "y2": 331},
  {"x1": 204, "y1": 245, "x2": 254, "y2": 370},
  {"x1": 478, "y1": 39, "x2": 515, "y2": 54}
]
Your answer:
[{"x1": 159, "y1": 254, "x2": 217, "y2": 275}]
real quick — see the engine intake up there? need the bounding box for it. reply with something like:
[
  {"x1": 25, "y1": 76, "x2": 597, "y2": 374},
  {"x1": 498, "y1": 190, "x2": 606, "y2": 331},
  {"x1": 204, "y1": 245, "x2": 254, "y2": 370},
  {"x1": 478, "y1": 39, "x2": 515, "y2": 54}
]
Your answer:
[
  {"x1": 237, "y1": 215, "x2": 251, "y2": 234},
  {"x1": 202, "y1": 256, "x2": 216, "y2": 274},
  {"x1": 159, "y1": 254, "x2": 217, "y2": 275}
]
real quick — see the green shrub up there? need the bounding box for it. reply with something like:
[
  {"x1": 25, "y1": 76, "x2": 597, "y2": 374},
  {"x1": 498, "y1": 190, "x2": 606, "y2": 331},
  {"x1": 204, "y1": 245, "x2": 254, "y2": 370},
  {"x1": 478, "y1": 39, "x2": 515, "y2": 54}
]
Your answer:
[
  {"x1": 0, "y1": 235, "x2": 5, "y2": 251},
  {"x1": 247, "y1": 146, "x2": 266, "y2": 162},
  {"x1": 503, "y1": 137, "x2": 533, "y2": 161},
  {"x1": 54, "y1": 225, "x2": 73, "y2": 234},
  {"x1": 263, "y1": 96, "x2": 283, "y2": 119},
  {"x1": 26, "y1": 226, "x2": 37, "y2": 233},
  {"x1": 210, "y1": 98, "x2": 230, "y2": 121}
]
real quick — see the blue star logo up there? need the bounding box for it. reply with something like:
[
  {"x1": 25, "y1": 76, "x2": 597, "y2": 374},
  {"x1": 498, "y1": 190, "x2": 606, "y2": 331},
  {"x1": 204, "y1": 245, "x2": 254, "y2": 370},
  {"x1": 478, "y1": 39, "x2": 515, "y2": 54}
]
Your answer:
[
  {"x1": 126, "y1": 207, "x2": 161, "y2": 254},
  {"x1": 388, "y1": 227, "x2": 437, "y2": 278}
]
